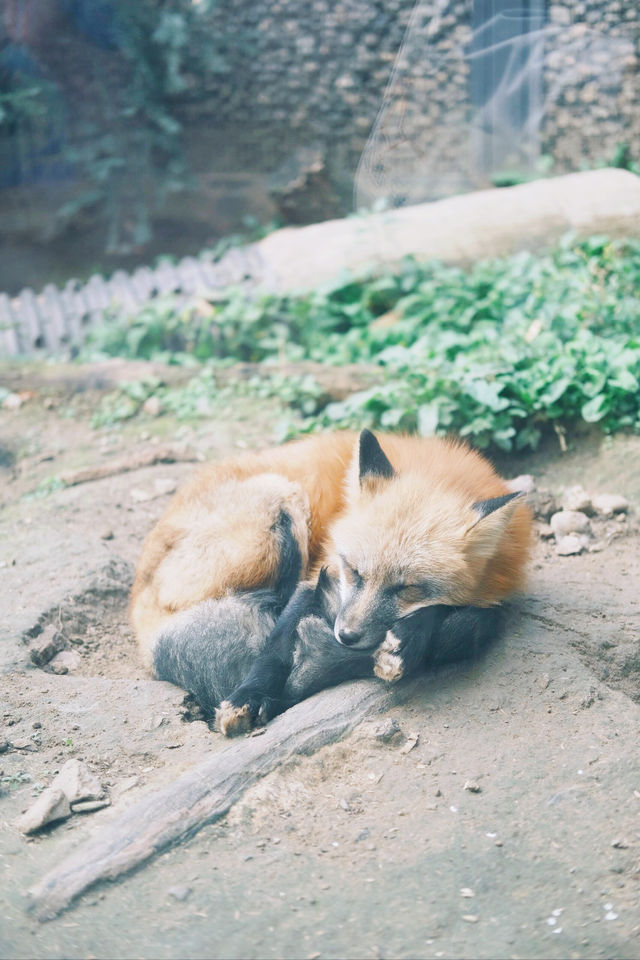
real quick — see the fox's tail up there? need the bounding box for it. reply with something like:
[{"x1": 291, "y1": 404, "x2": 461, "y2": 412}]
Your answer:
[{"x1": 151, "y1": 508, "x2": 304, "y2": 716}]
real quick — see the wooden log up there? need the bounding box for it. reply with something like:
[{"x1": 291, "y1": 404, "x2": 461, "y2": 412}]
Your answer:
[
  {"x1": 256, "y1": 168, "x2": 640, "y2": 292},
  {"x1": 59, "y1": 445, "x2": 200, "y2": 487},
  {"x1": 26, "y1": 677, "x2": 409, "y2": 921}
]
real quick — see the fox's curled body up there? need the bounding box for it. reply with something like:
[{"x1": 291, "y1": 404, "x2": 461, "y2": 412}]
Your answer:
[{"x1": 131, "y1": 430, "x2": 532, "y2": 734}]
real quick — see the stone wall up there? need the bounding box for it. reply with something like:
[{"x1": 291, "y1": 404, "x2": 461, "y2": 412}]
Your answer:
[{"x1": 199, "y1": 0, "x2": 640, "y2": 215}]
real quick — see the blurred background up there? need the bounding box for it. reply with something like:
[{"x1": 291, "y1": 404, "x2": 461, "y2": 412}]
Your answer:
[{"x1": 1, "y1": 0, "x2": 638, "y2": 296}]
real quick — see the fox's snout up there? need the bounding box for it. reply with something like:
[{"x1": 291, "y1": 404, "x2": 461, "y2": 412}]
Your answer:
[{"x1": 333, "y1": 588, "x2": 393, "y2": 650}]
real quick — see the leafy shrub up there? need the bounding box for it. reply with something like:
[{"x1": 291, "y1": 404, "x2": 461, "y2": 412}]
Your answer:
[{"x1": 84, "y1": 235, "x2": 640, "y2": 450}]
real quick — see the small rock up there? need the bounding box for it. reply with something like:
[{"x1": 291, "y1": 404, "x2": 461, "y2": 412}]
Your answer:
[
  {"x1": 51, "y1": 758, "x2": 104, "y2": 803},
  {"x1": 168, "y1": 885, "x2": 192, "y2": 902},
  {"x1": 591, "y1": 493, "x2": 629, "y2": 517},
  {"x1": 460, "y1": 887, "x2": 475, "y2": 897},
  {"x1": 0, "y1": 741, "x2": 9, "y2": 754},
  {"x1": 505, "y1": 474, "x2": 535, "y2": 494},
  {"x1": 611, "y1": 838, "x2": 629, "y2": 849},
  {"x1": 399, "y1": 733, "x2": 419, "y2": 754},
  {"x1": 368, "y1": 717, "x2": 403, "y2": 744},
  {"x1": 463, "y1": 780, "x2": 481, "y2": 793},
  {"x1": 588, "y1": 542, "x2": 606, "y2": 553},
  {"x1": 29, "y1": 624, "x2": 65, "y2": 667},
  {"x1": 130, "y1": 487, "x2": 153, "y2": 503},
  {"x1": 100, "y1": 529, "x2": 114, "y2": 541},
  {"x1": 556, "y1": 534, "x2": 589, "y2": 556},
  {"x1": 536, "y1": 523, "x2": 555, "y2": 540},
  {"x1": 70, "y1": 798, "x2": 111, "y2": 813},
  {"x1": 561, "y1": 485, "x2": 593, "y2": 514},
  {"x1": 15, "y1": 788, "x2": 71, "y2": 834},
  {"x1": 550, "y1": 510, "x2": 591, "y2": 537},
  {"x1": 10, "y1": 738, "x2": 36, "y2": 751},
  {"x1": 49, "y1": 650, "x2": 81, "y2": 675},
  {"x1": 462, "y1": 914, "x2": 479, "y2": 923},
  {"x1": 154, "y1": 477, "x2": 177, "y2": 497},
  {"x1": 143, "y1": 396, "x2": 162, "y2": 416}
]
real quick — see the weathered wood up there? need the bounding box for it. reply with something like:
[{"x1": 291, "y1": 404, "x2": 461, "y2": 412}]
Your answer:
[
  {"x1": 59, "y1": 445, "x2": 200, "y2": 487},
  {"x1": 26, "y1": 678, "x2": 410, "y2": 921},
  {"x1": 3, "y1": 168, "x2": 639, "y2": 357},
  {"x1": 0, "y1": 292, "x2": 21, "y2": 355},
  {"x1": 257, "y1": 168, "x2": 640, "y2": 291},
  {"x1": 41, "y1": 284, "x2": 70, "y2": 351}
]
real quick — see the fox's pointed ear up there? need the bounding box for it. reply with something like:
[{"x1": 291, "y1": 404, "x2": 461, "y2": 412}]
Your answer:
[
  {"x1": 359, "y1": 429, "x2": 395, "y2": 488},
  {"x1": 465, "y1": 491, "x2": 523, "y2": 560},
  {"x1": 472, "y1": 491, "x2": 522, "y2": 520}
]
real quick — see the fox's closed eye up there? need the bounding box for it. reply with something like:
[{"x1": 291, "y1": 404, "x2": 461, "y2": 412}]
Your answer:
[
  {"x1": 393, "y1": 581, "x2": 438, "y2": 605},
  {"x1": 340, "y1": 555, "x2": 363, "y2": 583}
]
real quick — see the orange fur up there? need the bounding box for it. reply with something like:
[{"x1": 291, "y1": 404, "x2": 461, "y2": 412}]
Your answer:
[{"x1": 131, "y1": 431, "x2": 532, "y2": 668}]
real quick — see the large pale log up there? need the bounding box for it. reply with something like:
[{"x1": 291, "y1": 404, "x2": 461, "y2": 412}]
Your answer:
[
  {"x1": 257, "y1": 168, "x2": 640, "y2": 292},
  {"x1": 27, "y1": 678, "x2": 410, "y2": 921}
]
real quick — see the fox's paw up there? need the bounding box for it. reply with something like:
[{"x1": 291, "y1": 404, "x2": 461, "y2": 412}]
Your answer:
[
  {"x1": 373, "y1": 631, "x2": 405, "y2": 684},
  {"x1": 215, "y1": 700, "x2": 254, "y2": 737}
]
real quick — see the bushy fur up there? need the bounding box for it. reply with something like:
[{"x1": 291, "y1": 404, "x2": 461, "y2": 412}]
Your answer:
[
  {"x1": 132, "y1": 429, "x2": 532, "y2": 735},
  {"x1": 153, "y1": 568, "x2": 501, "y2": 735}
]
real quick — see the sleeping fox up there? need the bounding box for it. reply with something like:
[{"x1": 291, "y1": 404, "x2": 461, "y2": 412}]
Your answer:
[{"x1": 131, "y1": 430, "x2": 532, "y2": 733}]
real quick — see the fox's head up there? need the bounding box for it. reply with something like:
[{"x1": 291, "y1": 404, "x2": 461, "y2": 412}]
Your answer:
[{"x1": 329, "y1": 430, "x2": 524, "y2": 650}]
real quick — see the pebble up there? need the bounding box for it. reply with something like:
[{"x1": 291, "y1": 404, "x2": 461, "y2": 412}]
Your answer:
[
  {"x1": 536, "y1": 523, "x2": 555, "y2": 540},
  {"x1": 154, "y1": 477, "x2": 177, "y2": 497},
  {"x1": 130, "y1": 478, "x2": 177, "y2": 503},
  {"x1": 51, "y1": 758, "x2": 104, "y2": 803},
  {"x1": 462, "y1": 914, "x2": 478, "y2": 923},
  {"x1": 49, "y1": 650, "x2": 81, "y2": 675},
  {"x1": 10, "y1": 738, "x2": 36, "y2": 751},
  {"x1": 100, "y1": 530, "x2": 114, "y2": 541},
  {"x1": 463, "y1": 780, "x2": 481, "y2": 793},
  {"x1": 591, "y1": 493, "x2": 629, "y2": 517},
  {"x1": 168, "y1": 885, "x2": 192, "y2": 902},
  {"x1": 70, "y1": 798, "x2": 111, "y2": 813},
  {"x1": 143, "y1": 396, "x2": 162, "y2": 416},
  {"x1": 369, "y1": 717, "x2": 403, "y2": 744},
  {"x1": 561, "y1": 485, "x2": 593, "y2": 514},
  {"x1": 399, "y1": 734, "x2": 419, "y2": 754},
  {"x1": 29, "y1": 624, "x2": 66, "y2": 667},
  {"x1": 550, "y1": 510, "x2": 591, "y2": 537},
  {"x1": 556, "y1": 534, "x2": 590, "y2": 556},
  {"x1": 15, "y1": 787, "x2": 71, "y2": 834}
]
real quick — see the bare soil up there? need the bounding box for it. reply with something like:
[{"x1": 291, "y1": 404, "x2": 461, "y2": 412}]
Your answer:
[{"x1": 1, "y1": 360, "x2": 639, "y2": 960}]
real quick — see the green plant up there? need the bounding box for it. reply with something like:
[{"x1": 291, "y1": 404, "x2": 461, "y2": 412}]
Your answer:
[{"x1": 84, "y1": 235, "x2": 640, "y2": 452}]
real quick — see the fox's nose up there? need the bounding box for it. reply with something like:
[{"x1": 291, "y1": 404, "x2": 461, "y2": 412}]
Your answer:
[{"x1": 338, "y1": 627, "x2": 363, "y2": 646}]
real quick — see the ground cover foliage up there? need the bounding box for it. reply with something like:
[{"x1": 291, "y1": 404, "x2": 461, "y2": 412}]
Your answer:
[{"x1": 83, "y1": 235, "x2": 640, "y2": 452}]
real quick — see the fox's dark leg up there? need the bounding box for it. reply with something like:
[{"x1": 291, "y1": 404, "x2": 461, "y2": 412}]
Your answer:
[
  {"x1": 429, "y1": 606, "x2": 503, "y2": 666},
  {"x1": 215, "y1": 510, "x2": 313, "y2": 736},
  {"x1": 373, "y1": 606, "x2": 443, "y2": 683},
  {"x1": 373, "y1": 605, "x2": 502, "y2": 683}
]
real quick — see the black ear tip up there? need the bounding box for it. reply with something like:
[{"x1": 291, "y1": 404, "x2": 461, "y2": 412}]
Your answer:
[
  {"x1": 358, "y1": 429, "x2": 395, "y2": 482},
  {"x1": 472, "y1": 490, "x2": 523, "y2": 520}
]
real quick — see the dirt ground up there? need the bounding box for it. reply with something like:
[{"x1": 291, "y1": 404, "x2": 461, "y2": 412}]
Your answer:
[{"x1": 1, "y1": 360, "x2": 639, "y2": 960}]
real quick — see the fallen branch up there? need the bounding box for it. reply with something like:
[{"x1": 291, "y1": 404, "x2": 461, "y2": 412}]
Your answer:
[
  {"x1": 27, "y1": 678, "x2": 413, "y2": 921},
  {"x1": 60, "y1": 446, "x2": 199, "y2": 487}
]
